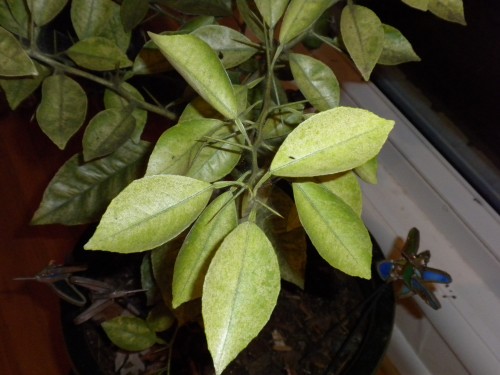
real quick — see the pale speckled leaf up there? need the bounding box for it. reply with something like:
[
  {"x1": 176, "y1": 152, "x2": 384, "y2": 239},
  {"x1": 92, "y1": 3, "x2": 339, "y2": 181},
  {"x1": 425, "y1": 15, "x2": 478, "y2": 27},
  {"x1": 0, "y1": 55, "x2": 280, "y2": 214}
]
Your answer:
[
  {"x1": 279, "y1": 0, "x2": 338, "y2": 45},
  {"x1": 172, "y1": 192, "x2": 237, "y2": 307},
  {"x1": 354, "y1": 156, "x2": 378, "y2": 184},
  {"x1": 289, "y1": 53, "x2": 340, "y2": 111},
  {"x1": 340, "y1": 5, "x2": 384, "y2": 80},
  {"x1": 31, "y1": 140, "x2": 152, "y2": 225},
  {"x1": 84, "y1": 175, "x2": 213, "y2": 253},
  {"x1": 82, "y1": 108, "x2": 136, "y2": 161},
  {"x1": 0, "y1": 26, "x2": 36, "y2": 76},
  {"x1": 203, "y1": 222, "x2": 280, "y2": 375},
  {"x1": 270, "y1": 107, "x2": 394, "y2": 177},
  {"x1": 378, "y1": 24, "x2": 420, "y2": 65},
  {"x1": 428, "y1": 0, "x2": 466, "y2": 25},
  {"x1": 293, "y1": 181, "x2": 372, "y2": 278},
  {"x1": 191, "y1": 25, "x2": 257, "y2": 69},
  {"x1": 36, "y1": 75, "x2": 88, "y2": 149},
  {"x1": 148, "y1": 33, "x2": 238, "y2": 119},
  {"x1": 27, "y1": 0, "x2": 67, "y2": 26},
  {"x1": 315, "y1": 171, "x2": 363, "y2": 216}
]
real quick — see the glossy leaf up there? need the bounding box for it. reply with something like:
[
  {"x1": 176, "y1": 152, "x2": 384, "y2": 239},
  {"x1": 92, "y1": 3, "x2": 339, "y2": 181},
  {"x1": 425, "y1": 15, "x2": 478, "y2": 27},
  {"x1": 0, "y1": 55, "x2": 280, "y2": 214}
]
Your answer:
[
  {"x1": 191, "y1": 25, "x2": 257, "y2": 69},
  {"x1": 428, "y1": 0, "x2": 466, "y2": 25},
  {"x1": 145, "y1": 118, "x2": 224, "y2": 177},
  {"x1": 340, "y1": 4, "x2": 384, "y2": 81},
  {"x1": 378, "y1": 24, "x2": 420, "y2": 65},
  {"x1": 355, "y1": 156, "x2": 378, "y2": 184},
  {"x1": 293, "y1": 181, "x2": 372, "y2": 278},
  {"x1": 279, "y1": 0, "x2": 338, "y2": 45},
  {"x1": 172, "y1": 192, "x2": 237, "y2": 307},
  {"x1": 120, "y1": 0, "x2": 149, "y2": 32},
  {"x1": 0, "y1": 61, "x2": 50, "y2": 109},
  {"x1": 401, "y1": 0, "x2": 429, "y2": 11},
  {"x1": 0, "y1": 1, "x2": 29, "y2": 37},
  {"x1": 31, "y1": 140, "x2": 152, "y2": 225},
  {"x1": 255, "y1": 0, "x2": 289, "y2": 28},
  {"x1": 270, "y1": 107, "x2": 394, "y2": 177},
  {"x1": 0, "y1": 26, "x2": 36, "y2": 76},
  {"x1": 82, "y1": 108, "x2": 136, "y2": 161},
  {"x1": 66, "y1": 37, "x2": 132, "y2": 71},
  {"x1": 27, "y1": 0, "x2": 67, "y2": 26},
  {"x1": 289, "y1": 53, "x2": 340, "y2": 111},
  {"x1": 203, "y1": 222, "x2": 280, "y2": 375},
  {"x1": 102, "y1": 316, "x2": 157, "y2": 351},
  {"x1": 84, "y1": 175, "x2": 213, "y2": 253},
  {"x1": 71, "y1": 0, "x2": 114, "y2": 40},
  {"x1": 103, "y1": 83, "x2": 147, "y2": 143},
  {"x1": 148, "y1": 33, "x2": 238, "y2": 119},
  {"x1": 315, "y1": 171, "x2": 363, "y2": 216},
  {"x1": 36, "y1": 75, "x2": 87, "y2": 149}
]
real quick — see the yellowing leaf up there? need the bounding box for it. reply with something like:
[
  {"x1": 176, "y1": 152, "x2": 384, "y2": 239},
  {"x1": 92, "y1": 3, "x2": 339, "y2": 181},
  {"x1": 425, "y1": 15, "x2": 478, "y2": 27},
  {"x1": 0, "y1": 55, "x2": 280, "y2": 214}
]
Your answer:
[
  {"x1": 203, "y1": 222, "x2": 280, "y2": 374},
  {"x1": 270, "y1": 107, "x2": 394, "y2": 177},
  {"x1": 340, "y1": 4, "x2": 384, "y2": 80},
  {"x1": 102, "y1": 316, "x2": 156, "y2": 351},
  {"x1": 84, "y1": 175, "x2": 213, "y2": 253},
  {"x1": 67, "y1": 37, "x2": 132, "y2": 71}
]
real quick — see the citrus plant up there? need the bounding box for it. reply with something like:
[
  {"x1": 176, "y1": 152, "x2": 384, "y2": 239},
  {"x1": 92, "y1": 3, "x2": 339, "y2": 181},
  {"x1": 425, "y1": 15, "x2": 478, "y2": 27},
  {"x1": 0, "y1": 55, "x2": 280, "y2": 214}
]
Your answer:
[{"x1": 0, "y1": 0, "x2": 465, "y2": 373}]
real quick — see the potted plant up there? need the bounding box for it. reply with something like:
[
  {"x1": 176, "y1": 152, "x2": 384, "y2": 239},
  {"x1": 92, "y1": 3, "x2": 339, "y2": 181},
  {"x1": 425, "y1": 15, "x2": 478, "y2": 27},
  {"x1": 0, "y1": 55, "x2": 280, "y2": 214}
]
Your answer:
[{"x1": 2, "y1": 0, "x2": 464, "y2": 374}]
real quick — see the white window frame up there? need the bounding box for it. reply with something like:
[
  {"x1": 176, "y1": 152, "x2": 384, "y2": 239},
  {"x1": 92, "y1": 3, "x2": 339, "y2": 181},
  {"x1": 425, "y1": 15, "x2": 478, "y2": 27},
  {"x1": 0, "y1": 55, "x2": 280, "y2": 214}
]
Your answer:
[{"x1": 314, "y1": 48, "x2": 500, "y2": 375}]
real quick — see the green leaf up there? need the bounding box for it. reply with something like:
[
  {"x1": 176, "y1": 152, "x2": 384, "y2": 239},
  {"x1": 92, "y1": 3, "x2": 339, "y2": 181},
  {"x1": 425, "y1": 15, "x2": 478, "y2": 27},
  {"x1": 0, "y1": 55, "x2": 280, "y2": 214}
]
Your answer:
[
  {"x1": 82, "y1": 108, "x2": 136, "y2": 161},
  {"x1": 71, "y1": 0, "x2": 114, "y2": 40},
  {"x1": 270, "y1": 107, "x2": 394, "y2": 177},
  {"x1": 255, "y1": 0, "x2": 289, "y2": 28},
  {"x1": 314, "y1": 171, "x2": 363, "y2": 216},
  {"x1": 178, "y1": 15, "x2": 216, "y2": 33},
  {"x1": 102, "y1": 316, "x2": 157, "y2": 351},
  {"x1": 148, "y1": 33, "x2": 238, "y2": 119},
  {"x1": 428, "y1": 0, "x2": 466, "y2": 25},
  {"x1": 401, "y1": 0, "x2": 429, "y2": 11},
  {"x1": 293, "y1": 181, "x2": 372, "y2": 278},
  {"x1": 146, "y1": 304, "x2": 176, "y2": 332},
  {"x1": 103, "y1": 83, "x2": 147, "y2": 143},
  {"x1": 66, "y1": 37, "x2": 132, "y2": 71},
  {"x1": 256, "y1": 185, "x2": 307, "y2": 288},
  {"x1": 0, "y1": 26, "x2": 36, "y2": 76},
  {"x1": 355, "y1": 156, "x2": 379, "y2": 184},
  {"x1": 98, "y1": 1, "x2": 131, "y2": 52},
  {"x1": 340, "y1": 4, "x2": 384, "y2": 81},
  {"x1": 203, "y1": 222, "x2": 280, "y2": 375},
  {"x1": 36, "y1": 75, "x2": 87, "y2": 149},
  {"x1": 289, "y1": 53, "x2": 340, "y2": 111},
  {"x1": 173, "y1": 192, "x2": 237, "y2": 307},
  {"x1": 378, "y1": 24, "x2": 420, "y2": 65},
  {"x1": 146, "y1": 118, "x2": 224, "y2": 177},
  {"x1": 26, "y1": 0, "x2": 68, "y2": 26},
  {"x1": 84, "y1": 175, "x2": 213, "y2": 253},
  {"x1": 158, "y1": 0, "x2": 232, "y2": 16},
  {"x1": 120, "y1": 0, "x2": 149, "y2": 32},
  {"x1": 236, "y1": 0, "x2": 265, "y2": 42},
  {"x1": 31, "y1": 140, "x2": 152, "y2": 225},
  {"x1": 0, "y1": 0, "x2": 29, "y2": 38},
  {"x1": 0, "y1": 61, "x2": 50, "y2": 109},
  {"x1": 191, "y1": 25, "x2": 257, "y2": 69},
  {"x1": 279, "y1": 0, "x2": 338, "y2": 45}
]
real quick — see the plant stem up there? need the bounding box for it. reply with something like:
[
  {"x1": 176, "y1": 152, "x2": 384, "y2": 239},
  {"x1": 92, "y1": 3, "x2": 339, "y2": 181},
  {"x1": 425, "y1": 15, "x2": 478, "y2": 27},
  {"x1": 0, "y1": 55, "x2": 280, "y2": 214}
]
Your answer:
[{"x1": 28, "y1": 50, "x2": 177, "y2": 120}]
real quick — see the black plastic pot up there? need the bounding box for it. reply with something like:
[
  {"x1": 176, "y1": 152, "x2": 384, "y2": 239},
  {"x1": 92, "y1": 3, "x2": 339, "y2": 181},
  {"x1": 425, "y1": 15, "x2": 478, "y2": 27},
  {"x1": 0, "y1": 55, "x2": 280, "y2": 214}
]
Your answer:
[{"x1": 61, "y1": 232, "x2": 394, "y2": 375}]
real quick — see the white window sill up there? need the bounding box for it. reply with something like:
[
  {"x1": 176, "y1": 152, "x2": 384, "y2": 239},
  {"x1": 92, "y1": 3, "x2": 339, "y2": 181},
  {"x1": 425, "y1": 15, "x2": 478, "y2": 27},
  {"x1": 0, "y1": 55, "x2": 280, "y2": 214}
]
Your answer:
[{"x1": 313, "y1": 47, "x2": 500, "y2": 375}]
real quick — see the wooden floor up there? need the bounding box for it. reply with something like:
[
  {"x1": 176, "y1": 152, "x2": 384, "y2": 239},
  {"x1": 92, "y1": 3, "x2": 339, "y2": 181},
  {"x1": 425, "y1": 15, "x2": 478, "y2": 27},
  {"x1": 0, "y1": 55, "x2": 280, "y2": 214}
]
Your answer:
[{"x1": 0, "y1": 108, "x2": 399, "y2": 374}]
